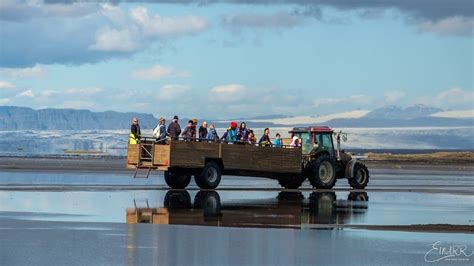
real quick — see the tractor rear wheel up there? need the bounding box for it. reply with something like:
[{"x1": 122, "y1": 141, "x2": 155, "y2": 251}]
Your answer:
[
  {"x1": 278, "y1": 175, "x2": 306, "y2": 189},
  {"x1": 308, "y1": 155, "x2": 337, "y2": 189},
  {"x1": 348, "y1": 162, "x2": 370, "y2": 189},
  {"x1": 195, "y1": 162, "x2": 222, "y2": 189},
  {"x1": 164, "y1": 171, "x2": 191, "y2": 189}
]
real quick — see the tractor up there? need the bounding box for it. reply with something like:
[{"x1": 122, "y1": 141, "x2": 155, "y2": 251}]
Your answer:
[{"x1": 283, "y1": 126, "x2": 370, "y2": 189}]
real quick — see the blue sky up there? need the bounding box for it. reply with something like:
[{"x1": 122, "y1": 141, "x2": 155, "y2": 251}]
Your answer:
[{"x1": 0, "y1": 0, "x2": 473, "y2": 119}]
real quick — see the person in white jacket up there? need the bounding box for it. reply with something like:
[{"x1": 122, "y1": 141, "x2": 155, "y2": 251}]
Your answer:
[{"x1": 153, "y1": 117, "x2": 167, "y2": 143}]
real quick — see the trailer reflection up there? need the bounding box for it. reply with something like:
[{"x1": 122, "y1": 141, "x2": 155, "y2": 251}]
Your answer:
[{"x1": 126, "y1": 190, "x2": 369, "y2": 229}]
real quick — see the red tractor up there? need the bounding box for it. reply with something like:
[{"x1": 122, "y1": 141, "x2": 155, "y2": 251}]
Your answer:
[{"x1": 287, "y1": 126, "x2": 370, "y2": 189}]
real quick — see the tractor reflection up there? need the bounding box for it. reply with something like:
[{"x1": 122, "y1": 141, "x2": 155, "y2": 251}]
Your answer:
[{"x1": 126, "y1": 190, "x2": 369, "y2": 229}]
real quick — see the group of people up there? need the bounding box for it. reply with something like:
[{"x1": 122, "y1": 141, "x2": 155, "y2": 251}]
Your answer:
[{"x1": 130, "y1": 116, "x2": 301, "y2": 148}]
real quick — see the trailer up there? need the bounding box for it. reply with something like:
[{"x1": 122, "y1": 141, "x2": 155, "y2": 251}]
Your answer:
[{"x1": 127, "y1": 126, "x2": 370, "y2": 190}]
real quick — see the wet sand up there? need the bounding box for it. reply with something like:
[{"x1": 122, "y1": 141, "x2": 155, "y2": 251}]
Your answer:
[{"x1": 1, "y1": 157, "x2": 473, "y2": 265}]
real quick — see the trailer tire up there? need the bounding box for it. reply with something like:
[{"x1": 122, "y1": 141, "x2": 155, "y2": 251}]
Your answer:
[
  {"x1": 348, "y1": 162, "x2": 370, "y2": 189},
  {"x1": 308, "y1": 156, "x2": 337, "y2": 189},
  {"x1": 195, "y1": 162, "x2": 222, "y2": 189},
  {"x1": 164, "y1": 171, "x2": 191, "y2": 189},
  {"x1": 278, "y1": 175, "x2": 306, "y2": 189},
  {"x1": 164, "y1": 190, "x2": 191, "y2": 209}
]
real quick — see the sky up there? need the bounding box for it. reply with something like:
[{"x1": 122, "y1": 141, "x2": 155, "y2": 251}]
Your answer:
[{"x1": 0, "y1": 0, "x2": 473, "y2": 119}]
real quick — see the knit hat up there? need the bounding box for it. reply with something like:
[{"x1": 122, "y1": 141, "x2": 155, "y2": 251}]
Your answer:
[
  {"x1": 230, "y1": 121, "x2": 238, "y2": 129},
  {"x1": 173, "y1": 115, "x2": 179, "y2": 120}
]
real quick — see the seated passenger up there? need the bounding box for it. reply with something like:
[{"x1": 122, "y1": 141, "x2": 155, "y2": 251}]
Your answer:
[
  {"x1": 236, "y1": 122, "x2": 249, "y2": 143},
  {"x1": 221, "y1": 121, "x2": 238, "y2": 143},
  {"x1": 273, "y1": 133, "x2": 283, "y2": 148},
  {"x1": 248, "y1": 130, "x2": 257, "y2": 145},
  {"x1": 207, "y1": 124, "x2": 219, "y2": 142},
  {"x1": 290, "y1": 136, "x2": 301, "y2": 148},
  {"x1": 259, "y1": 128, "x2": 271, "y2": 146},
  {"x1": 181, "y1": 120, "x2": 195, "y2": 141}
]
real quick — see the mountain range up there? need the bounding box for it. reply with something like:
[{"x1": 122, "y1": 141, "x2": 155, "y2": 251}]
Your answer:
[{"x1": 0, "y1": 105, "x2": 472, "y2": 130}]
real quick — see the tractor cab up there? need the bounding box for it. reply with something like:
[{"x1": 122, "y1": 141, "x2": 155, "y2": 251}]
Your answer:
[{"x1": 289, "y1": 126, "x2": 335, "y2": 156}]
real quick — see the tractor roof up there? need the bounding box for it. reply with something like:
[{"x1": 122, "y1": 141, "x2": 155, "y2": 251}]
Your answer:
[{"x1": 289, "y1": 126, "x2": 333, "y2": 134}]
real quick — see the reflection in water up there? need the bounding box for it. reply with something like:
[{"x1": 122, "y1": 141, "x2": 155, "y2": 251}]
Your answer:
[{"x1": 126, "y1": 190, "x2": 369, "y2": 229}]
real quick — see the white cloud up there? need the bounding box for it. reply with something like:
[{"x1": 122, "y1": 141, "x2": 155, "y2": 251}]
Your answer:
[
  {"x1": 130, "y1": 7, "x2": 208, "y2": 37},
  {"x1": 17, "y1": 89, "x2": 34, "y2": 98},
  {"x1": 209, "y1": 84, "x2": 248, "y2": 102},
  {"x1": 384, "y1": 90, "x2": 406, "y2": 103},
  {"x1": 60, "y1": 101, "x2": 97, "y2": 109},
  {"x1": 417, "y1": 16, "x2": 474, "y2": 37},
  {"x1": 39, "y1": 90, "x2": 59, "y2": 97},
  {"x1": 313, "y1": 94, "x2": 370, "y2": 107},
  {"x1": 89, "y1": 28, "x2": 137, "y2": 52},
  {"x1": 132, "y1": 65, "x2": 190, "y2": 80},
  {"x1": 416, "y1": 87, "x2": 474, "y2": 109},
  {"x1": 0, "y1": 65, "x2": 47, "y2": 78},
  {"x1": 0, "y1": 98, "x2": 11, "y2": 105},
  {"x1": 65, "y1": 87, "x2": 102, "y2": 95},
  {"x1": 431, "y1": 110, "x2": 474, "y2": 119},
  {"x1": 0, "y1": 81, "x2": 15, "y2": 89},
  {"x1": 89, "y1": 6, "x2": 209, "y2": 53},
  {"x1": 157, "y1": 84, "x2": 191, "y2": 101}
]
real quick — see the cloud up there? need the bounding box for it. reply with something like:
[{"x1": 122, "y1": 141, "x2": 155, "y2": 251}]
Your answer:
[
  {"x1": 221, "y1": 12, "x2": 303, "y2": 29},
  {"x1": 0, "y1": 98, "x2": 11, "y2": 105},
  {"x1": 0, "y1": 81, "x2": 15, "y2": 90},
  {"x1": 417, "y1": 87, "x2": 474, "y2": 108},
  {"x1": 132, "y1": 65, "x2": 190, "y2": 80},
  {"x1": 157, "y1": 84, "x2": 191, "y2": 100},
  {"x1": 313, "y1": 94, "x2": 371, "y2": 108},
  {"x1": 209, "y1": 84, "x2": 248, "y2": 103},
  {"x1": 89, "y1": 28, "x2": 137, "y2": 52},
  {"x1": 65, "y1": 87, "x2": 102, "y2": 95},
  {"x1": 0, "y1": 65, "x2": 48, "y2": 78},
  {"x1": 59, "y1": 100, "x2": 97, "y2": 110},
  {"x1": 130, "y1": 7, "x2": 208, "y2": 37},
  {"x1": 416, "y1": 16, "x2": 474, "y2": 37},
  {"x1": 0, "y1": 4, "x2": 209, "y2": 67},
  {"x1": 384, "y1": 90, "x2": 406, "y2": 103},
  {"x1": 17, "y1": 90, "x2": 35, "y2": 98}
]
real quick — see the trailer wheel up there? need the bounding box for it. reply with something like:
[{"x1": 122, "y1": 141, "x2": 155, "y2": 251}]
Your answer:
[
  {"x1": 308, "y1": 156, "x2": 337, "y2": 189},
  {"x1": 278, "y1": 175, "x2": 306, "y2": 189},
  {"x1": 195, "y1": 162, "x2": 222, "y2": 189},
  {"x1": 164, "y1": 171, "x2": 191, "y2": 189},
  {"x1": 348, "y1": 162, "x2": 370, "y2": 189},
  {"x1": 194, "y1": 191, "x2": 221, "y2": 217},
  {"x1": 164, "y1": 190, "x2": 191, "y2": 209}
]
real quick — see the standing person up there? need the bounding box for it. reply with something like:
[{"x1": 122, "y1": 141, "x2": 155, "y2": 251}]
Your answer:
[
  {"x1": 191, "y1": 118, "x2": 198, "y2": 140},
  {"x1": 259, "y1": 128, "x2": 271, "y2": 146},
  {"x1": 129, "y1": 117, "x2": 141, "y2": 144},
  {"x1": 236, "y1": 122, "x2": 250, "y2": 143},
  {"x1": 181, "y1": 120, "x2": 195, "y2": 141},
  {"x1": 207, "y1": 124, "x2": 219, "y2": 142},
  {"x1": 221, "y1": 121, "x2": 238, "y2": 143},
  {"x1": 273, "y1": 133, "x2": 283, "y2": 148},
  {"x1": 248, "y1": 130, "x2": 257, "y2": 145},
  {"x1": 199, "y1": 121, "x2": 208, "y2": 140},
  {"x1": 167, "y1": 115, "x2": 181, "y2": 141},
  {"x1": 153, "y1": 117, "x2": 167, "y2": 143}
]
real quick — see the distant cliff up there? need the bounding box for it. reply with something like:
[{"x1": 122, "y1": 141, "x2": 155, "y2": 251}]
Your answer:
[{"x1": 0, "y1": 106, "x2": 158, "y2": 130}]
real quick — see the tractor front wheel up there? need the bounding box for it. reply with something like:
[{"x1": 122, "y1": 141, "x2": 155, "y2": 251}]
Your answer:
[
  {"x1": 307, "y1": 156, "x2": 337, "y2": 189},
  {"x1": 348, "y1": 162, "x2": 370, "y2": 189}
]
